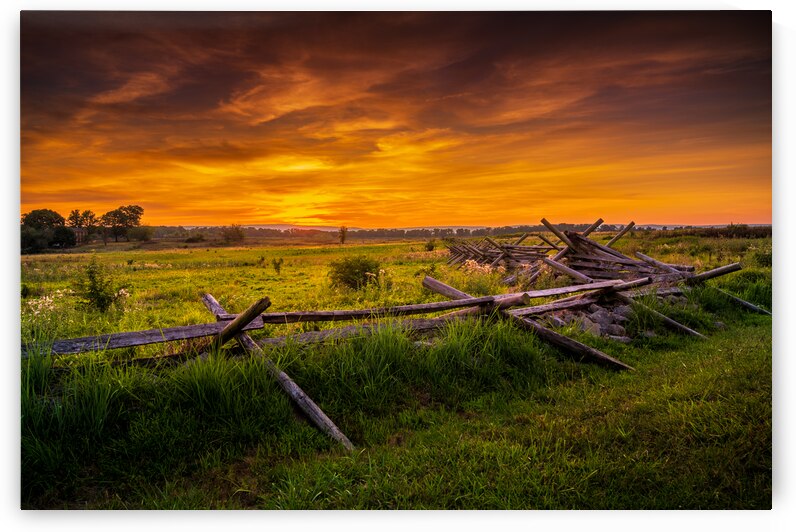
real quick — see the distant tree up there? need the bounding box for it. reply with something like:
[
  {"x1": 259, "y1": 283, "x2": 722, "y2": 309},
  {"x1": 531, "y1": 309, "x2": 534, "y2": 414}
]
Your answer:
[
  {"x1": 338, "y1": 225, "x2": 348, "y2": 245},
  {"x1": 51, "y1": 225, "x2": 77, "y2": 248},
  {"x1": 67, "y1": 209, "x2": 82, "y2": 227},
  {"x1": 20, "y1": 225, "x2": 50, "y2": 253},
  {"x1": 21, "y1": 208, "x2": 65, "y2": 230},
  {"x1": 21, "y1": 208, "x2": 67, "y2": 253},
  {"x1": 80, "y1": 210, "x2": 99, "y2": 235},
  {"x1": 221, "y1": 224, "x2": 245, "y2": 243},
  {"x1": 101, "y1": 205, "x2": 144, "y2": 242},
  {"x1": 128, "y1": 226, "x2": 154, "y2": 242}
]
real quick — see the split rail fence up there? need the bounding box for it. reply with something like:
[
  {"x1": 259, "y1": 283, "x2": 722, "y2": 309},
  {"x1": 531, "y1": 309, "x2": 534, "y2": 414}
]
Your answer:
[{"x1": 22, "y1": 216, "x2": 769, "y2": 450}]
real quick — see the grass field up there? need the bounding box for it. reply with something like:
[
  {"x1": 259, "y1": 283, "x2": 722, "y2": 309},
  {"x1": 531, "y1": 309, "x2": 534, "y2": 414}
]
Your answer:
[{"x1": 19, "y1": 231, "x2": 772, "y2": 509}]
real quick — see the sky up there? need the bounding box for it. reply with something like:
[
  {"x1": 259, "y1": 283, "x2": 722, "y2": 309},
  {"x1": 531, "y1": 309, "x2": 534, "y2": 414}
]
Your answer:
[{"x1": 20, "y1": 11, "x2": 772, "y2": 228}]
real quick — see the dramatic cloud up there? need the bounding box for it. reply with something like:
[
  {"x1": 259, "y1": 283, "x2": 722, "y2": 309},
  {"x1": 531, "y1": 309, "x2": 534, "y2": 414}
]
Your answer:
[{"x1": 21, "y1": 11, "x2": 771, "y2": 227}]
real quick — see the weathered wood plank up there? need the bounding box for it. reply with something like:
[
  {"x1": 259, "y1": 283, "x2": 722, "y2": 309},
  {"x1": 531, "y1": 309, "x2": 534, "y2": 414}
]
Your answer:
[
  {"x1": 33, "y1": 318, "x2": 267, "y2": 356},
  {"x1": 217, "y1": 297, "x2": 497, "y2": 324},
  {"x1": 509, "y1": 295, "x2": 600, "y2": 316},
  {"x1": 542, "y1": 257, "x2": 594, "y2": 283},
  {"x1": 203, "y1": 294, "x2": 355, "y2": 451}
]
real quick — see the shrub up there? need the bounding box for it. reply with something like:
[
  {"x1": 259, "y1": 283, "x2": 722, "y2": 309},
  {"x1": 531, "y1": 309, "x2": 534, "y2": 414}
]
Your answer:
[
  {"x1": 328, "y1": 256, "x2": 381, "y2": 290},
  {"x1": 221, "y1": 225, "x2": 245, "y2": 244},
  {"x1": 424, "y1": 240, "x2": 436, "y2": 252},
  {"x1": 74, "y1": 257, "x2": 123, "y2": 312},
  {"x1": 272, "y1": 257, "x2": 284, "y2": 274},
  {"x1": 185, "y1": 234, "x2": 205, "y2": 243}
]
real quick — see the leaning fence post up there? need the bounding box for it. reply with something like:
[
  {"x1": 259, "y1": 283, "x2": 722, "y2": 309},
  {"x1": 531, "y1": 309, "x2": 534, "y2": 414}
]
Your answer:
[{"x1": 202, "y1": 294, "x2": 355, "y2": 451}]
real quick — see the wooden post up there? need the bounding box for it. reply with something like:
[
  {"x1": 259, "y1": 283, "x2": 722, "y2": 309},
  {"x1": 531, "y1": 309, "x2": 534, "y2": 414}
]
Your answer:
[
  {"x1": 582, "y1": 218, "x2": 605, "y2": 237},
  {"x1": 541, "y1": 218, "x2": 575, "y2": 249},
  {"x1": 202, "y1": 294, "x2": 355, "y2": 451},
  {"x1": 548, "y1": 218, "x2": 602, "y2": 263},
  {"x1": 421, "y1": 277, "x2": 634, "y2": 371},
  {"x1": 215, "y1": 297, "x2": 272, "y2": 347},
  {"x1": 606, "y1": 221, "x2": 635, "y2": 248}
]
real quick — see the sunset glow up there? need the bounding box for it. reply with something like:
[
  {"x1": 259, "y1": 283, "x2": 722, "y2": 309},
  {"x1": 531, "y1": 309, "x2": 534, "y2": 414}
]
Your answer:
[{"x1": 21, "y1": 12, "x2": 772, "y2": 227}]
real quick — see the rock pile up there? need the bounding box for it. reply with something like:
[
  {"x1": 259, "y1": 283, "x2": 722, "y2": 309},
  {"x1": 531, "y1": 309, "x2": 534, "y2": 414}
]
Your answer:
[{"x1": 544, "y1": 294, "x2": 691, "y2": 343}]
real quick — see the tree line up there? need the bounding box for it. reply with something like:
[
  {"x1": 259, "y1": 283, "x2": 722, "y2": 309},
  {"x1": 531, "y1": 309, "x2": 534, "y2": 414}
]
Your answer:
[{"x1": 21, "y1": 205, "x2": 146, "y2": 253}]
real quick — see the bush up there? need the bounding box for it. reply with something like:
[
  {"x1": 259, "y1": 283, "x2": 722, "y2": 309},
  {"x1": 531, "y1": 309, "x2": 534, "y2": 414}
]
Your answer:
[
  {"x1": 185, "y1": 234, "x2": 205, "y2": 243},
  {"x1": 328, "y1": 256, "x2": 381, "y2": 290},
  {"x1": 425, "y1": 240, "x2": 436, "y2": 252},
  {"x1": 221, "y1": 225, "x2": 245, "y2": 244},
  {"x1": 74, "y1": 257, "x2": 124, "y2": 312},
  {"x1": 272, "y1": 257, "x2": 284, "y2": 274}
]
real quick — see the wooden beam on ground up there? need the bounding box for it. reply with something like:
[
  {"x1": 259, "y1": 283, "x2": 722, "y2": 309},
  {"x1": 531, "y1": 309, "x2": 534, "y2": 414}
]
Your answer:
[
  {"x1": 422, "y1": 276, "x2": 634, "y2": 371},
  {"x1": 612, "y1": 292, "x2": 707, "y2": 339},
  {"x1": 202, "y1": 294, "x2": 355, "y2": 451},
  {"x1": 712, "y1": 288, "x2": 772, "y2": 316},
  {"x1": 541, "y1": 257, "x2": 594, "y2": 284},
  {"x1": 606, "y1": 221, "x2": 635, "y2": 248},
  {"x1": 634, "y1": 251, "x2": 689, "y2": 276}
]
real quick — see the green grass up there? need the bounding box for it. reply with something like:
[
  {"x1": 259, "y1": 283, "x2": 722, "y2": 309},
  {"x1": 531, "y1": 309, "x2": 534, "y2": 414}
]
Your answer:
[{"x1": 20, "y1": 235, "x2": 772, "y2": 509}]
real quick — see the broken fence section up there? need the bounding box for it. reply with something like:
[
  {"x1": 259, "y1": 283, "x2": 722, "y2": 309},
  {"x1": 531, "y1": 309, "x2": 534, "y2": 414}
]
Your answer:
[{"x1": 22, "y1": 215, "x2": 768, "y2": 449}]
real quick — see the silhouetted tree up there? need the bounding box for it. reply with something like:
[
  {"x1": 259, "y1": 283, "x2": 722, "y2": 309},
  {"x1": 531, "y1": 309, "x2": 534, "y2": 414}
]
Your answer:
[
  {"x1": 101, "y1": 205, "x2": 144, "y2": 242},
  {"x1": 338, "y1": 225, "x2": 348, "y2": 244}
]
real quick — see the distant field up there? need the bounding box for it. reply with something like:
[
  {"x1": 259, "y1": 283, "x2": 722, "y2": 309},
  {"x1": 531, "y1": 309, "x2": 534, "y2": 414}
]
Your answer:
[{"x1": 20, "y1": 230, "x2": 772, "y2": 509}]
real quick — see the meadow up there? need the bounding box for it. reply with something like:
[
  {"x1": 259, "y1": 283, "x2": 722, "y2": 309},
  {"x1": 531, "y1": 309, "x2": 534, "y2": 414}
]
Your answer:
[{"x1": 19, "y1": 230, "x2": 772, "y2": 509}]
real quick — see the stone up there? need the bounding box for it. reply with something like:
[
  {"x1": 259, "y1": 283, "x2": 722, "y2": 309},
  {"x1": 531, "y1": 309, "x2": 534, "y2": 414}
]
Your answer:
[
  {"x1": 588, "y1": 303, "x2": 603, "y2": 313},
  {"x1": 608, "y1": 335, "x2": 633, "y2": 344},
  {"x1": 714, "y1": 321, "x2": 726, "y2": 330},
  {"x1": 545, "y1": 316, "x2": 568, "y2": 328},
  {"x1": 578, "y1": 317, "x2": 602, "y2": 336},
  {"x1": 604, "y1": 324, "x2": 627, "y2": 337},
  {"x1": 642, "y1": 330, "x2": 657, "y2": 338},
  {"x1": 590, "y1": 309, "x2": 613, "y2": 327},
  {"x1": 559, "y1": 311, "x2": 577, "y2": 324},
  {"x1": 614, "y1": 305, "x2": 634, "y2": 318},
  {"x1": 611, "y1": 312, "x2": 629, "y2": 323}
]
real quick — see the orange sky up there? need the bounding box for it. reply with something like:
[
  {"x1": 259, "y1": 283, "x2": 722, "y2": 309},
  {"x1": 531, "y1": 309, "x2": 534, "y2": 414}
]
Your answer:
[{"x1": 20, "y1": 12, "x2": 771, "y2": 228}]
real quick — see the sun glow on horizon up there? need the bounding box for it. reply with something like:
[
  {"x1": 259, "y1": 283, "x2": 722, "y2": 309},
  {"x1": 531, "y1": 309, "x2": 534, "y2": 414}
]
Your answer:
[{"x1": 21, "y1": 12, "x2": 771, "y2": 228}]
